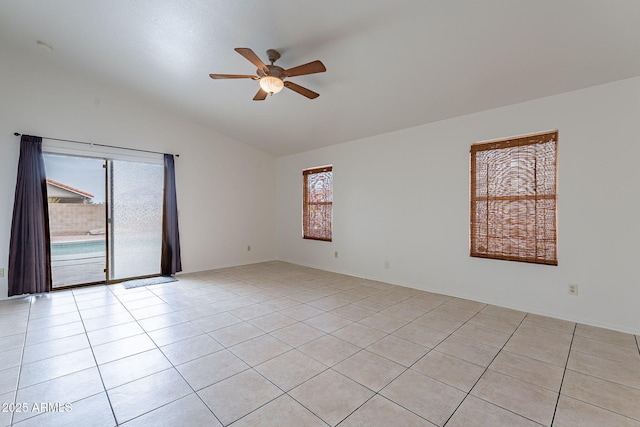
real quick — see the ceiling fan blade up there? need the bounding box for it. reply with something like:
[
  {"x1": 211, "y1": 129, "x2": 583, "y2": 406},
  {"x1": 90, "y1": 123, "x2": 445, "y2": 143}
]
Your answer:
[
  {"x1": 209, "y1": 74, "x2": 258, "y2": 79},
  {"x1": 284, "y1": 81, "x2": 319, "y2": 99},
  {"x1": 283, "y1": 60, "x2": 326, "y2": 78},
  {"x1": 253, "y1": 88, "x2": 268, "y2": 101},
  {"x1": 235, "y1": 48, "x2": 269, "y2": 73}
]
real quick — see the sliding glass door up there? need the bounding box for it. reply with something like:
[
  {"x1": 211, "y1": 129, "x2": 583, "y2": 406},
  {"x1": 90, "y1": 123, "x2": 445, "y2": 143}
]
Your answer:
[
  {"x1": 44, "y1": 152, "x2": 164, "y2": 287},
  {"x1": 108, "y1": 160, "x2": 164, "y2": 280},
  {"x1": 44, "y1": 153, "x2": 107, "y2": 288}
]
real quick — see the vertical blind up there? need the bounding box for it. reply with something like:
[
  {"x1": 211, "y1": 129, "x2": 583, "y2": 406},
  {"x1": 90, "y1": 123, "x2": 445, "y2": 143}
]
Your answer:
[
  {"x1": 470, "y1": 131, "x2": 558, "y2": 265},
  {"x1": 303, "y1": 166, "x2": 333, "y2": 242}
]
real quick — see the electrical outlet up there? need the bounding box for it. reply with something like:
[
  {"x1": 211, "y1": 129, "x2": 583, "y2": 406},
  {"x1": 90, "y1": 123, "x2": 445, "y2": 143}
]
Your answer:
[
  {"x1": 384, "y1": 261, "x2": 390, "y2": 269},
  {"x1": 568, "y1": 284, "x2": 578, "y2": 295},
  {"x1": 0, "y1": 268, "x2": 4, "y2": 278},
  {"x1": 247, "y1": 245, "x2": 251, "y2": 252},
  {"x1": 334, "y1": 251, "x2": 338, "y2": 258}
]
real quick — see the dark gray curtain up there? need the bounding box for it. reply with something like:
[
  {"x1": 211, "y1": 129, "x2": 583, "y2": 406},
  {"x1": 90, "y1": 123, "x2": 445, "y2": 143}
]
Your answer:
[
  {"x1": 161, "y1": 154, "x2": 182, "y2": 275},
  {"x1": 8, "y1": 135, "x2": 52, "y2": 296}
]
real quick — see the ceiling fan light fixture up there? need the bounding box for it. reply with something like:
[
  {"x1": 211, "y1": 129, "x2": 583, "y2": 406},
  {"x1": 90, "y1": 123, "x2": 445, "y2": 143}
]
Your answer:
[
  {"x1": 259, "y1": 75, "x2": 284, "y2": 95},
  {"x1": 210, "y1": 48, "x2": 325, "y2": 100}
]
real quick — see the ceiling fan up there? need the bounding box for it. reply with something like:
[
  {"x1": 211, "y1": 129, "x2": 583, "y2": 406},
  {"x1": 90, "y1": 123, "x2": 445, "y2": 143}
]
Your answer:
[{"x1": 209, "y1": 48, "x2": 326, "y2": 101}]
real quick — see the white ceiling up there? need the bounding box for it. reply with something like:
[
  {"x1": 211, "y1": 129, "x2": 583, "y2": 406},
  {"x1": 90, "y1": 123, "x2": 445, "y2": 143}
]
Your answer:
[{"x1": 2, "y1": 1, "x2": 640, "y2": 156}]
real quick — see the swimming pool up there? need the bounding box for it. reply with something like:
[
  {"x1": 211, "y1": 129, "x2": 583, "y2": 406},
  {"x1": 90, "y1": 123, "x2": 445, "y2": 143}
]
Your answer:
[{"x1": 51, "y1": 239, "x2": 106, "y2": 256}]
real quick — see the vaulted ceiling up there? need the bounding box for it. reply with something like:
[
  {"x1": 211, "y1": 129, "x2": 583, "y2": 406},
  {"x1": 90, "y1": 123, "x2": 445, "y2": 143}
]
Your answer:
[{"x1": 2, "y1": 1, "x2": 640, "y2": 156}]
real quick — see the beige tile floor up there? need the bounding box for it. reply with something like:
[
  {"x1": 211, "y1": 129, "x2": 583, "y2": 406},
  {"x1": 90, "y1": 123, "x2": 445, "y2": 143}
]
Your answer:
[{"x1": 1, "y1": 261, "x2": 639, "y2": 426}]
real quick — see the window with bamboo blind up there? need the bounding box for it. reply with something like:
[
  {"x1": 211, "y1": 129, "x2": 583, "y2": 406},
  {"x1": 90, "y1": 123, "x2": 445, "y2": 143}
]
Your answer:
[
  {"x1": 470, "y1": 131, "x2": 558, "y2": 265},
  {"x1": 303, "y1": 166, "x2": 333, "y2": 241}
]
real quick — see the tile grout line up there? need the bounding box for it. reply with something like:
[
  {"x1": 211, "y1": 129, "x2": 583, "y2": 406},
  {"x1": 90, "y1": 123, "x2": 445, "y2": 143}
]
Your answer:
[
  {"x1": 312, "y1": 299, "x2": 484, "y2": 426},
  {"x1": 439, "y1": 308, "x2": 529, "y2": 426},
  {"x1": 364, "y1": 298, "x2": 466, "y2": 424},
  {"x1": 8, "y1": 296, "x2": 33, "y2": 427},
  {"x1": 182, "y1": 280, "x2": 334, "y2": 427},
  {"x1": 99, "y1": 284, "x2": 158, "y2": 427},
  {"x1": 10, "y1": 290, "x2": 118, "y2": 426},
  {"x1": 221, "y1": 308, "x2": 336, "y2": 426},
  {"x1": 312, "y1": 298, "x2": 475, "y2": 425},
  {"x1": 113, "y1": 283, "x2": 226, "y2": 427},
  {"x1": 272, "y1": 287, "x2": 455, "y2": 426},
  {"x1": 194, "y1": 285, "x2": 418, "y2": 426},
  {"x1": 328, "y1": 342, "x2": 416, "y2": 426},
  {"x1": 236, "y1": 364, "x2": 331, "y2": 427},
  {"x1": 74, "y1": 286, "x2": 174, "y2": 425},
  {"x1": 71, "y1": 287, "x2": 119, "y2": 427},
  {"x1": 14, "y1": 276, "x2": 350, "y2": 426},
  {"x1": 549, "y1": 321, "x2": 577, "y2": 426},
  {"x1": 201, "y1": 274, "x2": 451, "y2": 422}
]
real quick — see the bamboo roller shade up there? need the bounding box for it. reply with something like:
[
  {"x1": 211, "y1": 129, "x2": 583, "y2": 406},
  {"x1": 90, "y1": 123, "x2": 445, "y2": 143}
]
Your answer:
[
  {"x1": 303, "y1": 166, "x2": 333, "y2": 242},
  {"x1": 470, "y1": 131, "x2": 558, "y2": 265}
]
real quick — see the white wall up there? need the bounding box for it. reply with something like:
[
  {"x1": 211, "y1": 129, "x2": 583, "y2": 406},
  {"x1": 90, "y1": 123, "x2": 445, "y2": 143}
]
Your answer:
[
  {"x1": 277, "y1": 76, "x2": 640, "y2": 335},
  {"x1": 0, "y1": 45, "x2": 277, "y2": 299}
]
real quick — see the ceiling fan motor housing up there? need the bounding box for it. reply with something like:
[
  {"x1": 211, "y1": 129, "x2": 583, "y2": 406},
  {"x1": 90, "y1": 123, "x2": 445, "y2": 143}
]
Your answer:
[{"x1": 259, "y1": 65, "x2": 284, "y2": 79}]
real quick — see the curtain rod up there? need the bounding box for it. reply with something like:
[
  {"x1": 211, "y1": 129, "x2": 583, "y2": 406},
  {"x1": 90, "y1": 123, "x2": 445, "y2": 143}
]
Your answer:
[{"x1": 13, "y1": 132, "x2": 179, "y2": 157}]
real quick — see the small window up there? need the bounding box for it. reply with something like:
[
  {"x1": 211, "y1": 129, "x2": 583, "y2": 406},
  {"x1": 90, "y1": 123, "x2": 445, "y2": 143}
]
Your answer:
[
  {"x1": 303, "y1": 166, "x2": 333, "y2": 241},
  {"x1": 470, "y1": 131, "x2": 558, "y2": 265}
]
